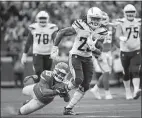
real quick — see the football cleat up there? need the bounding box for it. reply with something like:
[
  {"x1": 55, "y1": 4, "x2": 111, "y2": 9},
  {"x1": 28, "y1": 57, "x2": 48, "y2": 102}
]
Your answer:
[
  {"x1": 90, "y1": 87, "x2": 102, "y2": 100},
  {"x1": 105, "y1": 91, "x2": 113, "y2": 100},
  {"x1": 133, "y1": 89, "x2": 141, "y2": 99},
  {"x1": 125, "y1": 90, "x2": 133, "y2": 100},
  {"x1": 63, "y1": 107, "x2": 78, "y2": 115}
]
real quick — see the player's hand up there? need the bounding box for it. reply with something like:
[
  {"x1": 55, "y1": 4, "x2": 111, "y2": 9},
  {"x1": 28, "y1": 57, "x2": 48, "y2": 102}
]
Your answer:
[
  {"x1": 55, "y1": 87, "x2": 67, "y2": 98},
  {"x1": 87, "y1": 35, "x2": 98, "y2": 51},
  {"x1": 21, "y1": 53, "x2": 27, "y2": 65},
  {"x1": 50, "y1": 46, "x2": 59, "y2": 60},
  {"x1": 119, "y1": 36, "x2": 127, "y2": 42},
  {"x1": 92, "y1": 49, "x2": 102, "y2": 59}
]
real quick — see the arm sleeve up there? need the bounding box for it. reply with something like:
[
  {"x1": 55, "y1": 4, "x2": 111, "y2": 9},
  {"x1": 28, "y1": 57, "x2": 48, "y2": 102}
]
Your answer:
[
  {"x1": 23, "y1": 31, "x2": 33, "y2": 53},
  {"x1": 41, "y1": 87, "x2": 58, "y2": 96},
  {"x1": 54, "y1": 27, "x2": 76, "y2": 46}
]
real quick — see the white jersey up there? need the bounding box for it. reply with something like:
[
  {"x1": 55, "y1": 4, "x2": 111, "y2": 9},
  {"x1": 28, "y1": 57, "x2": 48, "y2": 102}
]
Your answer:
[
  {"x1": 29, "y1": 23, "x2": 58, "y2": 55},
  {"x1": 117, "y1": 18, "x2": 141, "y2": 52},
  {"x1": 70, "y1": 19, "x2": 107, "y2": 57}
]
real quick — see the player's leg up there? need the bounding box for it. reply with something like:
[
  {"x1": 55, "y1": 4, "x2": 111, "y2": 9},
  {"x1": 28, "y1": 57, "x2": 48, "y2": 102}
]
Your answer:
[
  {"x1": 91, "y1": 53, "x2": 113, "y2": 99},
  {"x1": 19, "y1": 84, "x2": 47, "y2": 115},
  {"x1": 120, "y1": 51, "x2": 132, "y2": 99},
  {"x1": 130, "y1": 50, "x2": 141, "y2": 99},
  {"x1": 43, "y1": 55, "x2": 53, "y2": 70},
  {"x1": 33, "y1": 54, "x2": 43, "y2": 83},
  {"x1": 19, "y1": 98, "x2": 45, "y2": 115},
  {"x1": 64, "y1": 55, "x2": 84, "y2": 115},
  {"x1": 22, "y1": 84, "x2": 36, "y2": 96}
]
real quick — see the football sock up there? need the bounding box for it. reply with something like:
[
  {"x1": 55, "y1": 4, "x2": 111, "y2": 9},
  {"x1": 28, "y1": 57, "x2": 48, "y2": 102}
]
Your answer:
[
  {"x1": 123, "y1": 80, "x2": 131, "y2": 92},
  {"x1": 132, "y1": 78, "x2": 140, "y2": 93},
  {"x1": 97, "y1": 74, "x2": 103, "y2": 88},
  {"x1": 66, "y1": 90, "x2": 84, "y2": 109},
  {"x1": 102, "y1": 72, "x2": 109, "y2": 90}
]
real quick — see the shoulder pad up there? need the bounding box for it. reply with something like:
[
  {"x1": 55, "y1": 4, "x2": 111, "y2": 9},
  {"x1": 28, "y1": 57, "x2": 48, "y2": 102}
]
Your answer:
[
  {"x1": 116, "y1": 18, "x2": 124, "y2": 23},
  {"x1": 72, "y1": 19, "x2": 85, "y2": 30},
  {"x1": 136, "y1": 18, "x2": 141, "y2": 23},
  {"x1": 97, "y1": 27, "x2": 108, "y2": 36},
  {"x1": 48, "y1": 23, "x2": 58, "y2": 29},
  {"x1": 40, "y1": 70, "x2": 52, "y2": 81},
  {"x1": 28, "y1": 23, "x2": 37, "y2": 31}
]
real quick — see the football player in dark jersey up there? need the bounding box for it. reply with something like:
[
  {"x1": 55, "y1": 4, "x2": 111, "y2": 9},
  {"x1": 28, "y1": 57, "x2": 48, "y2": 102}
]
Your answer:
[{"x1": 18, "y1": 62, "x2": 70, "y2": 115}]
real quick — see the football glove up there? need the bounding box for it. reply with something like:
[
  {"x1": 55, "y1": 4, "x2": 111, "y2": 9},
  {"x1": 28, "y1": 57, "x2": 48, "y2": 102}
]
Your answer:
[
  {"x1": 53, "y1": 82, "x2": 68, "y2": 98},
  {"x1": 87, "y1": 35, "x2": 98, "y2": 51},
  {"x1": 50, "y1": 46, "x2": 59, "y2": 60},
  {"x1": 92, "y1": 49, "x2": 102, "y2": 59},
  {"x1": 21, "y1": 53, "x2": 27, "y2": 65}
]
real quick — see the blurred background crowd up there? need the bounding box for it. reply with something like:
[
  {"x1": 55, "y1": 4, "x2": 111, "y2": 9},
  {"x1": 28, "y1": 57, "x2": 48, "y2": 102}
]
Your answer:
[{"x1": 0, "y1": 1, "x2": 141, "y2": 87}]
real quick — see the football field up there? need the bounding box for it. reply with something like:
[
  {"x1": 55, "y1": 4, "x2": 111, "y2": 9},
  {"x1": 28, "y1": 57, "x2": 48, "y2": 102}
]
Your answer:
[{"x1": 1, "y1": 87, "x2": 141, "y2": 118}]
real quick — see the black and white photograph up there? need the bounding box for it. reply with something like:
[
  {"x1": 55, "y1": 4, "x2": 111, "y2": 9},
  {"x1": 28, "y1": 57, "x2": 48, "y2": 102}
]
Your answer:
[{"x1": 0, "y1": 1, "x2": 141, "y2": 118}]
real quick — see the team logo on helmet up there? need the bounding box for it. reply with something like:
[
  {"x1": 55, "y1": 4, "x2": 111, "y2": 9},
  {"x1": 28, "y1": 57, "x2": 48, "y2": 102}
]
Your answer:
[{"x1": 87, "y1": 7, "x2": 103, "y2": 29}]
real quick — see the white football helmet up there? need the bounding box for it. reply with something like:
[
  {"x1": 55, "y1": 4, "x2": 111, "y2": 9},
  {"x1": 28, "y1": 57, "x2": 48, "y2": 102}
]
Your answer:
[
  {"x1": 123, "y1": 4, "x2": 136, "y2": 21},
  {"x1": 36, "y1": 11, "x2": 49, "y2": 27},
  {"x1": 101, "y1": 11, "x2": 109, "y2": 26},
  {"x1": 87, "y1": 7, "x2": 102, "y2": 29}
]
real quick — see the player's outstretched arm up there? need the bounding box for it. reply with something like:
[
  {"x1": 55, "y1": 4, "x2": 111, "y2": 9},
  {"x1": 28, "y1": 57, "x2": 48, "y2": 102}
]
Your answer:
[
  {"x1": 50, "y1": 27, "x2": 76, "y2": 59},
  {"x1": 54, "y1": 27, "x2": 76, "y2": 46},
  {"x1": 21, "y1": 31, "x2": 33, "y2": 65}
]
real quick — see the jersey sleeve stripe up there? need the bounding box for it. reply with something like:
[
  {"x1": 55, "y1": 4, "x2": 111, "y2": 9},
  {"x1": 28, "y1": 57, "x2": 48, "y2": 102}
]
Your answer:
[
  {"x1": 29, "y1": 27, "x2": 35, "y2": 30},
  {"x1": 50, "y1": 26, "x2": 58, "y2": 29},
  {"x1": 73, "y1": 21, "x2": 83, "y2": 30},
  {"x1": 75, "y1": 20, "x2": 84, "y2": 30},
  {"x1": 98, "y1": 30, "x2": 108, "y2": 35}
]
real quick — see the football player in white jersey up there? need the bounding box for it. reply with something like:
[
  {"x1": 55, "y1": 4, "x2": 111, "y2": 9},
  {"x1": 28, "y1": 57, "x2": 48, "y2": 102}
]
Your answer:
[
  {"x1": 115, "y1": 4, "x2": 141, "y2": 100},
  {"x1": 21, "y1": 11, "x2": 58, "y2": 82},
  {"x1": 90, "y1": 12, "x2": 113, "y2": 100},
  {"x1": 51, "y1": 7, "x2": 107, "y2": 115}
]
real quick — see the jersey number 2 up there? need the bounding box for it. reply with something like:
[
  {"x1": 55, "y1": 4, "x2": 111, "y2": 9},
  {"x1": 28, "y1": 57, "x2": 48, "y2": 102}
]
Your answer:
[
  {"x1": 36, "y1": 34, "x2": 49, "y2": 44},
  {"x1": 126, "y1": 27, "x2": 139, "y2": 39},
  {"x1": 78, "y1": 37, "x2": 91, "y2": 52}
]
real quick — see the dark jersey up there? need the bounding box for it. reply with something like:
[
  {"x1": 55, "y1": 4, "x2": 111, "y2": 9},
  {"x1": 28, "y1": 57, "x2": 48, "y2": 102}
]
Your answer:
[{"x1": 33, "y1": 70, "x2": 57, "y2": 104}]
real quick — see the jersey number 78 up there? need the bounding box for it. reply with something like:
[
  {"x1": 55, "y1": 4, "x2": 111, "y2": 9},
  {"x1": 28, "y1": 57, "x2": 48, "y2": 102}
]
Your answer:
[{"x1": 36, "y1": 33, "x2": 49, "y2": 44}]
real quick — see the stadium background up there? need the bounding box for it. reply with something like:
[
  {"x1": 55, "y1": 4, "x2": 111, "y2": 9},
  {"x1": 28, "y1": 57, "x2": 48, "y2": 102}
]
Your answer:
[{"x1": 0, "y1": 1, "x2": 141, "y2": 87}]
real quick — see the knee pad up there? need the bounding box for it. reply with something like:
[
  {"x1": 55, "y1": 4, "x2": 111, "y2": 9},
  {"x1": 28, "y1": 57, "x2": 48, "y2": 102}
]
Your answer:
[
  {"x1": 79, "y1": 83, "x2": 90, "y2": 92},
  {"x1": 123, "y1": 70, "x2": 130, "y2": 81},
  {"x1": 74, "y1": 77, "x2": 83, "y2": 87}
]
